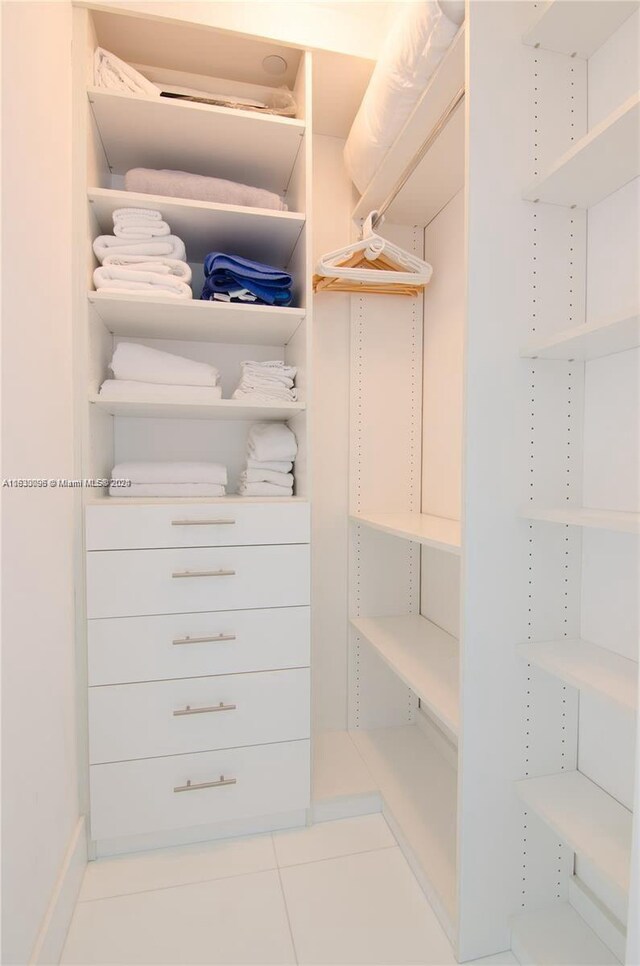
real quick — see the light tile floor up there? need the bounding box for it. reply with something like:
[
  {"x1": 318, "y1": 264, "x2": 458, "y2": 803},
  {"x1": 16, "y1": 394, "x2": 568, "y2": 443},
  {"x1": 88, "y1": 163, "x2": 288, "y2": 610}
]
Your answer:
[{"x1": 62, "y1": 814, "x2": 520, "y2": 966}]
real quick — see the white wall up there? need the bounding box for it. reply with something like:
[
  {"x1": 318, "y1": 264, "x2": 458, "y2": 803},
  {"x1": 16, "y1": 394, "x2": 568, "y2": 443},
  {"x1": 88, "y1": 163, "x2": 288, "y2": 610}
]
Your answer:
[{"x1": 1, "y1": 3, "x2": 81, "y2": 962}]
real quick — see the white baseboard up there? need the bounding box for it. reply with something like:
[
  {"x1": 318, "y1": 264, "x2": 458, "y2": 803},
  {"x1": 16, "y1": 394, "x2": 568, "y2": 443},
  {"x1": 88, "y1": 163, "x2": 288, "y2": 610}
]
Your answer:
[{"x1": 29, "y1": 816, "x2": 87, "y2": 965}]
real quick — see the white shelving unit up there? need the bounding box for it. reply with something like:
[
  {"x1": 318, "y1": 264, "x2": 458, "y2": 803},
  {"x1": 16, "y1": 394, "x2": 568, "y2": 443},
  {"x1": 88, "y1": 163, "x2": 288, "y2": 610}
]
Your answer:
[
  {"x1": 511, "y1": 904, "x2": 620, "y2": 966},
  {"x1": 521, "y1": 312, "x2": 640, "y2": 361},
  {"x1": 351, "y1": 615, "x2": 459, "y2": 735},
  {"x1": 523, "y1": 93, "x2": 640, "y2": 208},
  {"x1": 522, "y1": 506, "x2": 640, "y2": 534},
  {"x1": 88, "y1": 293, "x2": 305, "y2": 346},
  {"x1": 350, "y1": 511, "x2": 462, "y2": 554},
  {"x1": 89, "y1": 395, "x2": 305, "y2": 421},
  {"x1": 522, "y1": 0, "x2": 639, "y2": 58},
  {"x1": 516, "y1": 770, "x2": 633, "y2": 895},
  {"x1": 517, "y1": 639, "x2": 638, "y2": 713}
]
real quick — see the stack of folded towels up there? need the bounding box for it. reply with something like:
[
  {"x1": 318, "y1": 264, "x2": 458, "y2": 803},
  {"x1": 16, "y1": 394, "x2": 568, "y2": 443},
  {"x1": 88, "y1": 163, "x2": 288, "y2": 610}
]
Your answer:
[
  {"x1": 126, "y1": 168, "x2": 287, "y2": 212},
  {"x1": 93, "y1": 208, "x2": 192, "y2": 299},
  {"x1": 238, "y1": 423, "x2": 297, "y2": 497},
  {"x1": 232, "y1": 360, "x2": 297, "y2": 404},
  {"x1": 99, "y1": 342, "x2": 222, "y2": 403},
  {"x1": 201, "y1": 253, "x2": 293, "y2": 306},
  {"x1": 110, "y1": 461, "x2": 227, "y2": 498}
]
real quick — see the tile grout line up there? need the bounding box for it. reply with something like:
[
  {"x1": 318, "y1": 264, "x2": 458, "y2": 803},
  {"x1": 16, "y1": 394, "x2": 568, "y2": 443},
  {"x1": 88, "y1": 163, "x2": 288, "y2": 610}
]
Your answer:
[{"x1": 272, "y1": 833, "x2": 300, "y2": 966}]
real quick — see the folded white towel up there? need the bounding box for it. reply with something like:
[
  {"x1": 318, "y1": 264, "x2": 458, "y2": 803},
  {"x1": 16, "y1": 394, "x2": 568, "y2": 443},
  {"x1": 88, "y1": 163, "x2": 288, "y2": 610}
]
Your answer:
[
  {"x1": 110, "y1": 342, "x2": 219, "y2": 387},
  {"x1": 247, "y1": 422, "x2": 298, "y2": 462},
  {"x1": 241, "y1": 468, "x2": 293, "y2": 487},
  {"x1": 110, "y1": 482, "x2": 226, "y2": 498},
  {"x1": 112, "y1": 461, "x2": 227, "y2": 485},
  {"x1": 112, "y1": 208, "x2": 163, "y2": 223},
  {"x1": 238, "y1": 481, "x2": 293, "y2": 497},
  {"x1": 247, "y1": 459, "x2": 293, "y2": 473},
  {"x1": 98, "y1": 380, "x2": 223, "y2": 403},
  {"x1": 233, "y1": 388, "x2": 298, "y2": 403},
  {"x1": 93, "y1": 234, "x2": 186, "y2": 263},
  {"x1": 233, "y1": 360, "x2": 298, "y2": 402},
  {"x1": 102, "y1": 255, "x2": 192, "y2": 283},
  {"x1": 113, "y1": 221, "x2": 171, "y2": 239},
  {"x1": 125, "y1": 168, "x2": 287, "y2": 212},
  {"x1": 94, "y1": 47, "x2": 159, "y2": 98},
  {"x1": 94, "y1": 266, "x2": 192, "y2": 299}
]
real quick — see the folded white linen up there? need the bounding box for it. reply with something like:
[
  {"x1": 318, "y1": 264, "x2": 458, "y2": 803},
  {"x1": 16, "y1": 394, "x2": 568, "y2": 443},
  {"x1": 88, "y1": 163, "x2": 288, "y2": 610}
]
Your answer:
[
  {"x1": 94, "y1": 47, "x2": 159, "y2": 98},
  {"x1": 112, "y1": 208, "x2": 163, "y2": 222},
  {"x1": 125, "y1": 167, "x2": 287, "y2": 212},
  {"x1": 247, "y1": 459, "x2": 293, "y2": 473},
  {"x1": 98, "y1": 380, "x2": 222, "y2": 403},
  {"x1": 102, "y1": 255, "x2": 192, "y2": 283},
  {"x1": 93, "y1": 234, "x2": 186, "y2": 262},
  {"x1": 247, "y1": 422, "x2": 298, "y2": 462},
  {"x1": 110, "y1": 342, "x2": 219, "y2": 387},
  {"x1": 110, "y1": 482, "x2": 226, "y2": 498},
  {"x1": 233, "y1": 360, "x2": 298, "y2": 402},
  {"x1": 238, "y1": 481, "x2": 293, "y2": 497},
  {"x1": 112, "y1": 461, "x2": 227, "y2": 485},
  {"x1": 93, "y1": 266, "x2": 192, "y2": 299},
  {"x1": 232, "y1": 388, "x2": 298, "y2": 403},
  {"x1": 113, "y1": 221, "x2": 171, "y2": 239},
  {"x1": 241, "y1": 468, "x2": 293, "y2": 487}
]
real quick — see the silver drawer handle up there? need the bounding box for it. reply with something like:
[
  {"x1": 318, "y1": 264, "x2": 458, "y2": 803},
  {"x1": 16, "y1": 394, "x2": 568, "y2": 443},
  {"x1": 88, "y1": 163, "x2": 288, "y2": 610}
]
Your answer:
[
  {"x1": 171, "y1": 519, "x2": 236, "y2": 526},
  {"x1": 171, "y1": 569, "x2": 236, "y2": 578},
  {"x1": 173, "y1": 701, "x2": 237, "y2": 716},
  {"x1": 172, "y1": 633, "x2": 236, "y2": 646},
  {"x1": 174, "y1": 775, "x2": 237, "y2": 793}
]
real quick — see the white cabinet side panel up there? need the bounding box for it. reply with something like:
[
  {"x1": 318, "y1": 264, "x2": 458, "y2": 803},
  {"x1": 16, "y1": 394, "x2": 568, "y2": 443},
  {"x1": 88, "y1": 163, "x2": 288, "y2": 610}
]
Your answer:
[
  {"x1": 586, "y1": 178, "x2": 639, "y2": 326},
  {"x1": 581, "y1": 530, "x2": 639, "y2": 661},
  {"x1": 587, "y1": 9, "x2": 640, "y2": 128},
  {"x1": 578, "y1": 692, "x2": 636, "y2": 810},
  {"x1": 420, "y1": 547, "x2": 461, "y2": 639}
]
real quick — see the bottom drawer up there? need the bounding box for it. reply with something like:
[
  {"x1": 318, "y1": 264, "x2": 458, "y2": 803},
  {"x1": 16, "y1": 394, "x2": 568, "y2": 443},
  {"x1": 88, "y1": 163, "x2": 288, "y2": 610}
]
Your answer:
[{"x1": 90, "y1": 739, "x2": 310, "y2": 840}]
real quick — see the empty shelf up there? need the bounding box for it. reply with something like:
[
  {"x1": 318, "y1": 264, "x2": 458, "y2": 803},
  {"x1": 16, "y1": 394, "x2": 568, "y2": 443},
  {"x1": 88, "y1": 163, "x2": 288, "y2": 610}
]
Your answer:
[
  {"x1": 517, "y1": 639, "x2": 638, "y2": 713},
  {"x1": 520, "y1": 313, "x2": 640, "y2": 361},
  {"x1": 351, "y1": 615, "x2": 459, "y2": 734},
  {"x1": 511, "y1": 904, "x2": 620, "y2": 966},
  {"x1": 523, "y1": 93, "x2": 640, "y2": 208},
  {"x1": 89, "y1": 395, "x2": 305, "y2": 421},
  {"x1": 88, "y1": 88, "x2": 305, "y2": 193},
  {"x1": 352, "y1": 27, "x2": 465, "y2": 227},
  {"x1": 88, "y1": 293, "x2": 305, "y2": 346},
  {"x1": 351, "y1": 511, "x2": 461, "y2": 554},
  {"x1": 515, "y1": 771, "x2": 632, "y2": 894},
  {"x1": 523, "y1": 506, "x2": 640, "y2": 534},
  {"x1": 88, "y1": 188, "x2": 305, "y2": 265},
  {"x1": 522, "y1": 0, "x2": 638, "y2": 58},
  {"x1": 350, "y1": 724, "x2": 457, "y2": 935}
]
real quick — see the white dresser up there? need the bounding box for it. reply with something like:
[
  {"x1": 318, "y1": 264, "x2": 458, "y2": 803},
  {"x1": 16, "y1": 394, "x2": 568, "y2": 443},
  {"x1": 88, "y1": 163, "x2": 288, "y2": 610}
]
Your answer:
[{"x1": 85, "y1": 502, "x2": 311, "y2": 848}]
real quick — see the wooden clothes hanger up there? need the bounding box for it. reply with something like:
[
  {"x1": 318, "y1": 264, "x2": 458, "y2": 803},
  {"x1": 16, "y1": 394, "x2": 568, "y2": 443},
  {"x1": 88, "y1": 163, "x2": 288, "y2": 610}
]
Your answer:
[{"x1": 313, "y1": 210, "x2": 432, "y2": 295}]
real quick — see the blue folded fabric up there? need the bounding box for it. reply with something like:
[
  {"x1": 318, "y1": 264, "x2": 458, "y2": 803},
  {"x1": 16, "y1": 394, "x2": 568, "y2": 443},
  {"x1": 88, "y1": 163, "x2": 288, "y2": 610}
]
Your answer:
[{"x1": 201, "y1": 252, "x2": 293, "y2": 306}]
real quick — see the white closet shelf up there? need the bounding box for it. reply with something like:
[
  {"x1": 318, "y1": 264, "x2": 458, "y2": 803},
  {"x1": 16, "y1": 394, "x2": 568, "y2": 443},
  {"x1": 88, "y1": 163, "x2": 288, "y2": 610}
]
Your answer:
[
  {"x1": 352, "y1": 26, "x2": 465, "y2": 227},
  {"x1": 520, "y1": 313, "x2": 640, "y2": 361},
  {"x1": 88, "y1": 188, "x2": 305, "y2": 266},
  {"x1": 511, "y1": 904, "x2": 620, "y2": 966},
  {"x1": 515, "y1": 770, "x2": 632, "y2": 895},
  {"x1": 522, "y1": 0, "x2": 639, "y2": 58},
  {"x1": 523, "y1": 93, "x2": 640, "y2": 209},
  {"x1": 351, "y1": 615, "x2": 459, "y2": 735},
  {"x1": 85, "y1": 494, "x2": 308, "y2": 507},
  {"x1": 350, "y1": 511, "x2": 461, "y2": 554},
  {"x1": 88, "y1": 293, "x2": 305, "y2": 346},
  {"x1": 523, "y1": 505, "x2": 640, "y2": 534},
  {"x1": 87, "y1": 88, "x2": 305, "y2": 193},
  {"x1": 89, "y1": 395, "x2": 305, "y2": 421},
  {"x1": 350, "y1": 724, "x2": 457, "y2": 934},
  {"x1": 517, "y1": 639, "x2": 638, "y2": 713}
]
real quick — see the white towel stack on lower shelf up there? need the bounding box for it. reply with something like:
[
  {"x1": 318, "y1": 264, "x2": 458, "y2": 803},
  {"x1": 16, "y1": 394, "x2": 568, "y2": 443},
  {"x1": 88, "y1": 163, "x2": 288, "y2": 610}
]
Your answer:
[
  {"x1": 99, "y1": 342, "x2": 222, "y2": 403},
  {"x1": 238, "y1": 422, "x2": 297, "y2": 496},
  {"x1": 110, "y1": 461, "x2": 227, "y2": 498},
  {"x1": 93, "y1": 208, "x2": 192, "y2": 299},
  {"x1": 232, "y1": 360, "x2": 298, "y2": 403}
]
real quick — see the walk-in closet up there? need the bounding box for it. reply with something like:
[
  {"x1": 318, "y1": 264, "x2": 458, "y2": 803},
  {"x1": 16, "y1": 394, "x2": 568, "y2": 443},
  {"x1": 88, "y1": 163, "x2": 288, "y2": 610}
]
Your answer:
[{"x1": 1, "y1": 1, "x2": 638, "y2": 964}]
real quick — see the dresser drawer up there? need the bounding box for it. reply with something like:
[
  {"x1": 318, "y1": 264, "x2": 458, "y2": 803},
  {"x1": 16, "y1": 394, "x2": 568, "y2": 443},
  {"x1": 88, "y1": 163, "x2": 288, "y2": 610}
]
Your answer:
[
  {"x1": 88, "y1": 606, "x2": 310, "y2": 685},
  {"x1": 89, "y1": 668, "x2": 310, "y2": 764},
  {"x1": 90, "y1": 739, "x2": 310, "y2": 840},
  {"x1": 86, "y1": 502, "x2": 309, "y2": 550},
  {"x1": 86, "y1": 544, "x2": 310, "y2": 618}
]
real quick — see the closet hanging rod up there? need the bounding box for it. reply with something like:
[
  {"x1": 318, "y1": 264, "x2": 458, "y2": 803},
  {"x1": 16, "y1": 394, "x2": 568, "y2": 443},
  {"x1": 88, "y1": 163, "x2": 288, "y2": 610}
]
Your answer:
[{"x1": 372, "y1": 86, "x2": 466, "y2": 230}]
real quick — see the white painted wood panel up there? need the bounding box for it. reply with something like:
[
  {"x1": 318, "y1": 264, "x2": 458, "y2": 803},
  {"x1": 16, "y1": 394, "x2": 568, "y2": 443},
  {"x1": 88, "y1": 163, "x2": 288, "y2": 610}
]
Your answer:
[
  {"x1": 578, "y1": 692, "x2": 637, "y2": 810},
  {"x1": 90, "y1": 395, "x2": 305, "y2": 421},
  {"x1": 89, "y1": 667, "x2": 310, "y2": 763},
  {"x1": 511, "y1": 903, "x2": 619, "y2": 966},
  {"x1": 420, "y1": 546, "x2": 460, "y2": 640},
  {"x1": 587, "y1": 8, "x2": 640, "y2": 128},
  {"x1": 586, "y1": 178, "x2": 639, "y2": 328},
  {"x1": 581, "y1": 530, "x2": 639, "y2": 661},
  {"x1": 90, "y1": 739, "x2": 310, "y2": 840},
  {"x1": 86, "y1": 501, "x2": 309, "y2": 550},
  {"x1": 350, "y1": 512, "x2": 461, "y2": 554},
  {"x1": 520, "y1": 313, "x2": 640, "y2": 361},
  {"x1": 86, "y1": 544, "x2": 310, "y2": 618},
  {"x1": 88, "y1": 606, "x2": 310, "y2": 686},
  {"x1": 522, "y1": 0, "x2": 638, "y2": 58}
]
